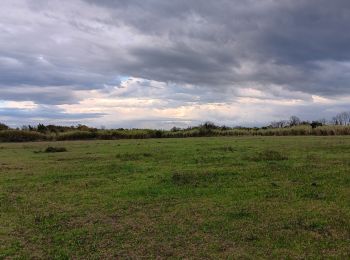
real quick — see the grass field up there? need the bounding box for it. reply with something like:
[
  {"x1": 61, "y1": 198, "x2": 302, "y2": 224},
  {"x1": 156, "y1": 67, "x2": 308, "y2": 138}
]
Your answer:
[{"x1": 1, "y1": 136, "x2": 350, "y2": 258}]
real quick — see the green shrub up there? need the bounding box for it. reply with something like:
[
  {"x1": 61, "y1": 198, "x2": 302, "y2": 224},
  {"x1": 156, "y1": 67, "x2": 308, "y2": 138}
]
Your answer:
[
  {"x1": 0, "y1": 130, "x2": 47, "y2": 142},
  {"x1": 56, "y1": 131, "x2": 98, "y2": 141},
  {"x1": 45, "y1": 147, "x2": 67, "y2": 153},
  {"x1": 0, "y1": 123, "x2": 9, "y2": 131}
]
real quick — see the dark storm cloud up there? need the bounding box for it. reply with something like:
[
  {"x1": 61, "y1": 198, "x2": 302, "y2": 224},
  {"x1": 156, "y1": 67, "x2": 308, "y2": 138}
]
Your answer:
[
  {"x1": 0, "y1": 52, "x2": 107, "y2": 88},
  {"x1": 1, "y1": 0, "x2": 350, "y2": 124},
  {"x1": 261, "y1": 0, "x2": 350, "y2": 63},
  {"x1": 0, "y1": 86, "x2": 78, "y2": 105},
  {"x1": 123, "y1": 46, "x2": 238, "y2": 86},
  {"x1": 80, "y1": 0, "x2": 350, "y2": 97}
]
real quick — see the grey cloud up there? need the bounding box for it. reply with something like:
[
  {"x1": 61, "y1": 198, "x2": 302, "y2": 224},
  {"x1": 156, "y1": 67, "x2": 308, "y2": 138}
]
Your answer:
[
  {"x1": 1, "y1": 0, "x2": 350, "y2": 125},
  {"x1": 0, "y1": 86, "x2": 78, "y2": 105},
  {"x1": 3, "y1": 0, "x2": 350, "y2": 97},
  {"x1": 0, "y1": 106, "x2": 105, "y2": 120},
  {"x1": 84, "y1": 0, "x2": 350, "y2": 95}
]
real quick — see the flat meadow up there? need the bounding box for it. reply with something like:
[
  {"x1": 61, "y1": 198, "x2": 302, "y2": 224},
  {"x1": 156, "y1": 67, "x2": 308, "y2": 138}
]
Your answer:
[{"x1": 1, "y1": 136, "x2": 350, "y2": 258}]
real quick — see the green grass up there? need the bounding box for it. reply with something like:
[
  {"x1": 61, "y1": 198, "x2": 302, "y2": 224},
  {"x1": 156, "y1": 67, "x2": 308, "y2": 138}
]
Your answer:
[{"x1": 1, "y1": 136, "x2": 350, "y2": 258}]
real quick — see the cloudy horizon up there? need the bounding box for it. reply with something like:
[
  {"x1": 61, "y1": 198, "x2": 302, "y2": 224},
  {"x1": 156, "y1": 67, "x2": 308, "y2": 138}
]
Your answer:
[{"x1": 1, "y1": 0, "x2": 350, "y2": 129}]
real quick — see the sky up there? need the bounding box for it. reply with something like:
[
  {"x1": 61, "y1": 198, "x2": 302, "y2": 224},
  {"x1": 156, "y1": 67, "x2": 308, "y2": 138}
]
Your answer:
[{"x1": 1, "y1": 0, "x2": 350, "y2": 129}]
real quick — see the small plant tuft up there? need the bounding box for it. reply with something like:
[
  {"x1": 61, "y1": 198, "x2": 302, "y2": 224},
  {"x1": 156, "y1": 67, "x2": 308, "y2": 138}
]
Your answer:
[
  {"x1": 250, "y1": 150, "x2": 288, "y2": 161},
  {"x1": 171, "y1": 171, "x2": 193, "y2": 185},
  {"x1": 213, "y1": 146, "x2": 236, "y2": 152},
  {"x1": 171, "y1": 171, "x2": 222, "y2": 186},
  {"x1": 115, "y1": 152, "x2": 152, "y2": 161}
]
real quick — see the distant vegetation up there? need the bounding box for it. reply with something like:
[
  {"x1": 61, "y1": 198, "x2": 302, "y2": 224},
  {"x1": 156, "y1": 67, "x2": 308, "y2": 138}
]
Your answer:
[{"x1": 1, "y1": 112, "x2": 350, "y2": 142}]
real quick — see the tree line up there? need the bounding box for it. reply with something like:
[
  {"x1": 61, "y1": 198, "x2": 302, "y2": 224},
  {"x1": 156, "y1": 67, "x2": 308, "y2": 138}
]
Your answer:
[
  {"x1": 270, "y1": 113, "x2": 350, "y2": 128},
  {"x1": 1, "y1": 112, "x2": 350, "y2": 142}
]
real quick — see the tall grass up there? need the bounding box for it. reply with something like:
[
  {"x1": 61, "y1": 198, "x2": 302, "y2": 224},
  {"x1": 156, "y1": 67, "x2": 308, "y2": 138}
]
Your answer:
[
  {"x1": 1, "y1": 125, "x2": 350, "y2": 142},
  {"x1": 0, "y1": 130, "x2": 47, "y2": 142}
]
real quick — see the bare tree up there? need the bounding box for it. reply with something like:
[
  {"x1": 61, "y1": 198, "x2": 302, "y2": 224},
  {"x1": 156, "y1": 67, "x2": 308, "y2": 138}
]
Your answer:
[
  {"x1": 332, "y1": 116, "x2": 339, "y2": 125},
  {"x1": 289, "y1": 116, "x2": 301, "y2": 126},
  {"x1": 318, "y1": 118, "x2": 327, "y2": 125},
  {"x1": 270, "y1": 120, "x2": 288, "y2": 128},
  {"x1": 332, "y1": 112, "x2": 350, "y2": 125},
  {"x1": 340, "y1": 112, "x2": 350, "y2": 125}
]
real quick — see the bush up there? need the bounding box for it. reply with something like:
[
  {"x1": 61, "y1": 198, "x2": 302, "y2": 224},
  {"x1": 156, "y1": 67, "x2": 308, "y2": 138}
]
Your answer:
[
  {"x1": 56, "y1": 131, "x2": 98, "y2": 141},
  {"x1": 153, "y1": 130, "x2": 163, "y2": 138},
  {"x1": 201, "y1": 121, "x2": 219, "y2": 129},
  {"x1": 311, "y1": 121, "x2": 323, "y2": 129},
  {"x1": 0, "y1": 130, "x2": 47, "y2": 142},
  {"x1": 45, "y1": 147, "x2": 67, "y2": 153},
  {"x1": 0, "y1": 123, "x2": 9, "y2": 131},
  {"x1": 37, "y1": 124, "x2": 48, "y2": 133}
]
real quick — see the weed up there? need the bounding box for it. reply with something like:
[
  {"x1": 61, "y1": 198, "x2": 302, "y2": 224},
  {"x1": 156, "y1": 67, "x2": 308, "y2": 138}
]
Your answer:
[
  {"x1": 249, "y1": 150, "x2": 288, "y2": 161},
  {"x1": 115, "y1": 152, "x2": 152, "y2": 161},
  {"x1": 171, "y1": 171, "x2": 222, "y2": 186},
  {"x1": 213, "y1": 146, "x2": 236, "y2": 152},
  {"x1": 227, "y1": 209, "x2": 252, "y2": 220}
]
